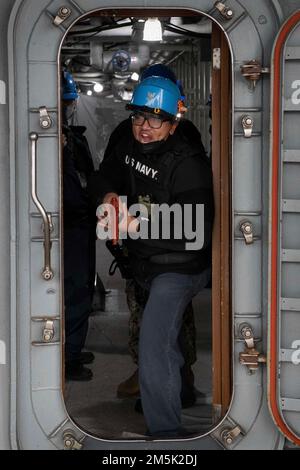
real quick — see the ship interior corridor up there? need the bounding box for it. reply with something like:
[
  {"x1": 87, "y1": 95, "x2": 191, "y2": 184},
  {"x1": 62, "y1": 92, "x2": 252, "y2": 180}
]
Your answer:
[{"x1": 61, "y1": 9, "x2": 231, "y2": 440}]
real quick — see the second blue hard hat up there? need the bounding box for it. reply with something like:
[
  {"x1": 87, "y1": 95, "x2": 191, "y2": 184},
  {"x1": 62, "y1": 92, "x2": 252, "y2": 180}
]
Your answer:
[
  {"x1": 62, "y1": 71, "x2": 79, "y2": 100},
  {"x1": 141, "y1": 64, "x2": 185, "y2": 101},
  {"x1": 141, "y1": 64, "x2": 177, "y2": 84},
  {"x1": 127, "y1": 76, "x2": 182, "y2": 117}
]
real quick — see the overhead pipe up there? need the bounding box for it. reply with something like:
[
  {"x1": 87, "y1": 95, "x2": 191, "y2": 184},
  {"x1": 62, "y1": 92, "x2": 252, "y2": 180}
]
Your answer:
[
  {"x1": 72, "y1": 72, "x2": 105, "y2": 79},
  {"x1": 69, "y1": 21, "x2": 212, "y2": 40}
]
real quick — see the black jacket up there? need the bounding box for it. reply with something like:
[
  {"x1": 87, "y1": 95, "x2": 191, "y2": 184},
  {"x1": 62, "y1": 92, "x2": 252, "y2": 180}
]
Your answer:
[
  {"x1": 63, "y1": 125, "x2": 94, "y2": 228},
  {"x1": 102, "y1": 117, "x2": 208, "y2": 163},
  {"x1": 90, "y1": 123, "x2": 214, "y2": 277}
]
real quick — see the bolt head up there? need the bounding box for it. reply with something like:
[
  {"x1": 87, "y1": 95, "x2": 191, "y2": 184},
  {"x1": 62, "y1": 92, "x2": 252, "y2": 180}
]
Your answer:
[{"x1": 65, "y1": 438, "x2": 72, "y2": 448}]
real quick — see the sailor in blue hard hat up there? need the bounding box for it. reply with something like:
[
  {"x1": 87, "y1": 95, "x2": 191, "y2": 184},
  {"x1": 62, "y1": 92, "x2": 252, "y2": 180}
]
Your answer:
[
  {"x1": 61, "y1": 70, "x2": 96, "y2": 381},
  {"x1": 95, "y1": 68, "x2": 214, "y2": 437},
  {"x1": 62, "y1": 71, "x2": 79, "y2": 100},
  {"x1": 127, "y1": 74, "x2": 186, "y2": 117},
  {"x1": 125, "y1": 75, "x2": 187, "y2": 153}
]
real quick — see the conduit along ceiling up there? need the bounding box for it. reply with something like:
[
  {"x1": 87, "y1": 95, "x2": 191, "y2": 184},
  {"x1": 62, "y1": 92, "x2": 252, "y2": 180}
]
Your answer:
[{"x1": 61, "y1": 12, "x2": 212, "y2": 103}]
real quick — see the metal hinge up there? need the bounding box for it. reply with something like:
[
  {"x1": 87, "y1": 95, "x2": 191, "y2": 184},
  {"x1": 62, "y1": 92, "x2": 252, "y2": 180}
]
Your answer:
[
  {"x1": 214, "y1": 2, "x2": 234, "y2": 20},
  {"x1": 53, "y1": 6, "x2": 72, "y2": 26},
  {"x1": 241, "y1": 60, "x2": 270, "y2": 90},
  {"x1": 239, "y1": 324, "x2": 267, "y2": 374},
  {"x1": 39, "y1": 106, "x2": 52, "y2": 130},
  {"x1": 213, "y1": 48, "x2": 221, "y2": 70}
]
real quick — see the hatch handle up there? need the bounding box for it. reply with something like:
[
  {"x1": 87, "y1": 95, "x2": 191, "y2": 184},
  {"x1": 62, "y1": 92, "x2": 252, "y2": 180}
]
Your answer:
[
  {"x1": 53, "y1": 7, "x2": 72, "y2": 26},
  {"x1": 29, "y1": 132, "x2": 54, "y2": 281},
  {"x1": 43, "y1": 320, "x2": 55, "y2": 342},
  {"x1": 240, "y1": 60, "x2": 270, "y2": 90},
  {"x1": 214, "y1": 2, "x2": 234, "y2": 20},
  {"x1": 63, "y1": 429, "x2": 83, "y2": 450},
  {"x1": 239, "y1": 220, "x2": 254, "y2": 245},
  {"x1": 39, "y1": 106, "x2": 52, "y2": 130},
  {"x1": 221, "y1": 425, "x2": 243, "y2": 446},
  {"x1": 239, "y1": 323, "x2": 267, "y2": 374},
  {"x1": 241, "y1": 115, "x2": 254, "y2": 138}
]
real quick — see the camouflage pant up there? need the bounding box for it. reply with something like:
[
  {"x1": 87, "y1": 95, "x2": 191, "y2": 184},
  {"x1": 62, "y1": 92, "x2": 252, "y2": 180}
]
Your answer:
[{"x1": 125, "y1": 279, "x2": 197, "y2": 366}]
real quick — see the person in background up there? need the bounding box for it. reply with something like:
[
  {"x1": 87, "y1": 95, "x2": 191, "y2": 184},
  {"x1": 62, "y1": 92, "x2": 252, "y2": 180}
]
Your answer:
[
  {"x1": 94, "y1": 74, "x2": 214, "y2": 437},
  {"x1": 62, "y1": 71, "x2": 96, "y2": 381}
]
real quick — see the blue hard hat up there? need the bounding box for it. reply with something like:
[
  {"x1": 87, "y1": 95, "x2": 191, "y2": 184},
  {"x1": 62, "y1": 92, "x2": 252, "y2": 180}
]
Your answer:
[
  {"x1": 127, "y1": 76, "x2": 181, "y2": 117},
  {"x1": 62, "y1": 71, "x2": 79, "y2": 100}
]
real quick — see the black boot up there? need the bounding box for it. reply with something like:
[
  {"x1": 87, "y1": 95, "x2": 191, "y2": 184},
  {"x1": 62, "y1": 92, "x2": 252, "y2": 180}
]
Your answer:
[
  {"x1": 79, "y1": 351, "x2": 95, "y2": 364},
  {"x1": 65, "y1": 361, "x2": 93, "y2": 381}
]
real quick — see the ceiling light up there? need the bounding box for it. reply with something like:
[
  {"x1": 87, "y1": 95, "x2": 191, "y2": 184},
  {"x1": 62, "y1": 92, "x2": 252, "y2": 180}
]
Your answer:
[
  {"x1": 143, "y1": 18, "x2": 163, "y2": 41},
  {"x1": 94, "y1": 82, "x2": 104, "y2": 93},
  {"x1": 131, "y1": 72, "x2": 139, "y2": 82},
  {"x1": 121, "y1": 90, "x2": 133, "y2": 101}
]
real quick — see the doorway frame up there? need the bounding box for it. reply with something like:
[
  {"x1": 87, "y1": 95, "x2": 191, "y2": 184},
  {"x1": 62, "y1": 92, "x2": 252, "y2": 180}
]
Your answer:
[
  {"x1": 58, "y1": 7, "x2": 233, "y2": 434},
  {"x1": 8, "y1": 0, "x2": 283, "y2": 450}
]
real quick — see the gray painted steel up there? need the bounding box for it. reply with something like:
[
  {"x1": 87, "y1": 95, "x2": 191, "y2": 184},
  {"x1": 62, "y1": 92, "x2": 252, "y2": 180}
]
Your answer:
[
  {"x1": 0, "y1": 0, "x2": 16, "y2": 452},
  {"x1": 0, "y1": 0, "x2": 296, "y2": 450}
]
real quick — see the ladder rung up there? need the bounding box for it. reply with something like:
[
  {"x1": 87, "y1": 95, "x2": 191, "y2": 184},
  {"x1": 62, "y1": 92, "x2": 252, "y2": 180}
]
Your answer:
[
  {"x1": 286, "y1": 46, "x2": 300, "y2": 60},
  {"x1": 284, "y1": 150, "x2": 300, "y2": 163},
  {"x1": 280, "y1": 349, "x2": 297, "y2": 363},
  {"x1": 282, "y1": 250, "x2": 300, "y2": 262},
  {"x1": 282, "y1": 200, "x2": 300, "y2": 213},
  {"x1": 281, "y1": 398, "x2": 300, "y2": 412},
  {"x1": 284, "y1": 99, "x2": 300, "y2": 111},
  {"x1": 281, "y1": 298, "x2": 300, "y2": 311}
]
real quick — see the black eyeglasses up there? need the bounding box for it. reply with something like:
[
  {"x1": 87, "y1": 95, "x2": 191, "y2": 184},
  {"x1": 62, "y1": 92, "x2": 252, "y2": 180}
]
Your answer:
[{"x1": 131, "y1": 112, "x2": 170, "y2": 129}]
